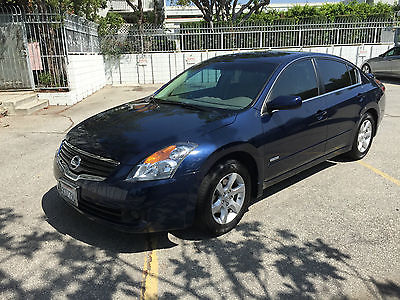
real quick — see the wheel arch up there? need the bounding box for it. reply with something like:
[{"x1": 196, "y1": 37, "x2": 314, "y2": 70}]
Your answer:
[
  {"x1": 365, "y1": 108, "x2": 379, "y2": 136},
  {"x1": 199, "y1": 144, "x2": 264, "y2": 199}
]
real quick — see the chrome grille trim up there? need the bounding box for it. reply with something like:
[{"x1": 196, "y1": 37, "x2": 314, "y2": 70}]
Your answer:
[
  {"x1": 63, "y1": 140, "x2": 120, "y2": 166},
  {"x1": 58, "y1": 140, "x2": 120, "y2": 180},
  {"x1": 57, "y1": 157, "x2": 106, "y2": 182}
]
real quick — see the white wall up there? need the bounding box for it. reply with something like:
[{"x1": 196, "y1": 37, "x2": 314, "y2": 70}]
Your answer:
[
  {"x1": 39, "y1": 54, "x2": 106, "y2": 105},
  {"x1": 104, "y1": 44, "x2": 394, "y2": 86},
  {"x1": 39, "y1": 44, "x2": 394, "y2": 106}
]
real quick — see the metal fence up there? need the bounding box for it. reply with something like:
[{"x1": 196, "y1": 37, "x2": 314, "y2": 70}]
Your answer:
[
  {"x1": 0, "y1": 5, "x2": 99, "y2": 90},
  {"x1": 101, "y1": 17, "x2": 399, "y2": 54}
]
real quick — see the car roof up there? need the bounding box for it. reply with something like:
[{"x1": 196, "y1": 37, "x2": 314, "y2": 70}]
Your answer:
[{"x1": 205, "y1": 51, "x2": 345, "y2": 65}]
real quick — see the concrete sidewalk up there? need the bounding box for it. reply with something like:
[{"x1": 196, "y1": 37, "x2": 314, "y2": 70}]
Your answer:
[{"x1": 0, "y1": 84, "x2": 162, "y2": 133}]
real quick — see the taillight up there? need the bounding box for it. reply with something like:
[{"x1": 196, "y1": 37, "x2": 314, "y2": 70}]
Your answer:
[{"x1": 374, "y1": 78, "x2": 385, "y2": 92}]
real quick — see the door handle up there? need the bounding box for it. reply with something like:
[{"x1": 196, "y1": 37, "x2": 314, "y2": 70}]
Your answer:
[
  {"x1": 315, "y1": 110, "x2": 328, "y2": 121},
  {"x1": 356, "y1": 93, "x2": 365, "y2": 102}
]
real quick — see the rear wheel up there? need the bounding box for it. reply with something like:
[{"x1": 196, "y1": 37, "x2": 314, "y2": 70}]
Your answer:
[
  {"x1": 196, "y1": 160, "x2": 251, "y2": 235},
  {"x1": 346, "y1": 113, "x2": 375, "y2": 160},
  {"x1": 362, "y1": 64, "x2": 371, "y2": 74}
]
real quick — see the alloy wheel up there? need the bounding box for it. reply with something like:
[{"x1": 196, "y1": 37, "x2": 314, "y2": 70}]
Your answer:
[
  {"x1": 211, "y1": 172, "x2": 245, "y2": 225},
  {"x1": 357, "y1": 119, "x2": 373, "y2": 153},
  {"x1": 362, "y1": 64, "x2": 371, "y2": 74}
]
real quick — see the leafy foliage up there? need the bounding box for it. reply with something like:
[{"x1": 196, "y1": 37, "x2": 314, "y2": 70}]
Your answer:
[
  {"x1": 0, "y1": 0, "x2": 107, "y2": 21},
  {"x1": 98, "y1": 12, "x2": 125, "y2": 37},
  {"x1": 177, "y1": 1, "x2": 396, "y2": 25},
  {"x1": 247, "y1": 1, "x2": 395, "y2": 23},
  {"x1": 172, "y1": 0, "x2": 271, "y2": 24}
]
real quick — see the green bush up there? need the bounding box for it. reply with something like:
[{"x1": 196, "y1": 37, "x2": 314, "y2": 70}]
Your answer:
[{"x1": 185, "y1": 1, "x2": 396, "y2": 26}]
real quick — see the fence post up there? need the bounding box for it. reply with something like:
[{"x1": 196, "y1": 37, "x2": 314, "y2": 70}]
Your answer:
[
  {"x1": 373, "y1": 27, "x2": 377, "y2": 44},
  {"x1": 298, "y1": 27, "x2": 302, "y2": 47},
  {"x1": 179, "y1": 33, "x2": 183, "y2": 51},
  {"x1": 336, "y1": 28, "x2": 340, "y2": 45},
  {"x1": 140, "y1": 34, "x2": 144, "y2": 53},
  {"x1": 221, "y1": 32, "x2": 224, "y2": 50},
  {"x1": 259, "y1": 31, "x2": 263, "y2": 48}
]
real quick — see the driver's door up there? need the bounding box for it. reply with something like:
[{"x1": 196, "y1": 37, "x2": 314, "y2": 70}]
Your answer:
[{"x1": 261, "y1": 58, "x2": 329, "y2": 182}]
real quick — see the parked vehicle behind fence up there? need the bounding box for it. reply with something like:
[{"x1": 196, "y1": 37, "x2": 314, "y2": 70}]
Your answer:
[{"x1": 54, "y1": 51, "x2": 385, "y2": 235}]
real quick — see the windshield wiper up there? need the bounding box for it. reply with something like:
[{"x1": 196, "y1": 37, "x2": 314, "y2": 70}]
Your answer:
[{"x1": 157, "y1": 99, "x2": 209, "y2": 111}]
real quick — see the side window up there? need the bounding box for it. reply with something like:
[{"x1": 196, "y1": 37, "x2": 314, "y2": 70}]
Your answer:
[
  {"x1": 347, "y1": 64, "x2": 360, "y2": 85},
  {"x1": 316, "y1": 59, "x2": 352, "y2": 93},
  {"x1": 269, "y1": 59, "x2": 318, "y2": 102},
  {"x1": 385, "y1": 49, "x2": 395, "y2": 57}
]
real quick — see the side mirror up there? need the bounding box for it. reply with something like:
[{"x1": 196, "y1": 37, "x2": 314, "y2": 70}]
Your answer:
[
  {"x1": 267, "y1": 95, "x2": 302, "y2": 113},
  {"x1": 379, "y1": 54, "x2": 385, "y2": 58}
]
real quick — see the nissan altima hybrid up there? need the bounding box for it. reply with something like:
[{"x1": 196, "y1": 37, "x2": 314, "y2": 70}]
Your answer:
[{"x1": 54, "y1": 51, "x2": 385, "y2": 235}]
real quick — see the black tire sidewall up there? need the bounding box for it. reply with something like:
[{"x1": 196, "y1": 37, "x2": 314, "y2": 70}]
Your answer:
[
  {"x1": 197, "y1": 160, "x2": 251, "y2": 235},
  {"x1": 350, "y1": 113, "x2": 375, "y2": 160},
  {"x1": 362, "y1": 64, "x2": 371, "y2": 74}
]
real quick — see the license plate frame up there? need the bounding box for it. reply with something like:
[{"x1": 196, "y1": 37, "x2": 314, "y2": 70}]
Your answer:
[{"x1": 57, "y1": 179, "x2": 79, "y2": 207}]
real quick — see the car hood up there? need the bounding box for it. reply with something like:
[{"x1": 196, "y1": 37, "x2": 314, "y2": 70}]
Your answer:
[
  {"x1": 65, "y1": 99, "x2": 236, "y2": 164},
  {"x1": 365, "y1": 57, "x2": 379, "y2": 63}
]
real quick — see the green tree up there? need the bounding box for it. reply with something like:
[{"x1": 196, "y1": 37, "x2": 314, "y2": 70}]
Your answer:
[
  {"x1": 0, "y1": 0, "x2": 107, "y2": 21},
  {"x1": 173, "y1": 0, "x2": 271, "y2": 26}
]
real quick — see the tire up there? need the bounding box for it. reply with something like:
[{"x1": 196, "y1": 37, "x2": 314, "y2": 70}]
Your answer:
[
  {"x1": 362, "y1": 64, "x2": 371, "y2": 74},
  {"x1": 196, "y1": 159, "x2": 251, "y2": 235},
  {"x1": 346, "y1": 113, "x2": 375, "y2": 160}
]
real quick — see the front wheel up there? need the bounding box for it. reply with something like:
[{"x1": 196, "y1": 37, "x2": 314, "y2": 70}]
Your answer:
[
  {"x1": 196, "y1": 160, "x2": 251, "y2": 235},
  {"x1": 346, "y1": 113, "x2": 375, "y2": 160}
]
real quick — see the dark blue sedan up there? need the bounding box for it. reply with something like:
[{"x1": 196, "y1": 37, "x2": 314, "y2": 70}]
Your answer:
[{"x1": 54, "y1": 51, "x2": 385, "y2": 235}]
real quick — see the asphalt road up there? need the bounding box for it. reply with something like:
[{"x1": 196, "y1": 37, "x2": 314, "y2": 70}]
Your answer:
[{"x1": 0, "y1": 82, "x2": 399, "y2": 299}]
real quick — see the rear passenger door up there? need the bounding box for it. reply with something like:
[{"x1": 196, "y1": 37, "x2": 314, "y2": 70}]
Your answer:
[{"x1": 315, "y1": 58, "x2": 363, "y2": 153}]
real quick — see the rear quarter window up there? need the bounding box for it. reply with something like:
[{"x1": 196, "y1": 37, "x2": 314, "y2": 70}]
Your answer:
[
  {"x1": 347, "y1": 65, "x2": 360, "y2": 85},
  {"x1": 316, "y1": 59, "x2": 352, "y2": 93}
]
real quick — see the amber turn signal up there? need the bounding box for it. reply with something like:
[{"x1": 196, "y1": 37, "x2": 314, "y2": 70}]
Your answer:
[{"x1": 144, "y1": 145, "x2": 177, "y2": 164}]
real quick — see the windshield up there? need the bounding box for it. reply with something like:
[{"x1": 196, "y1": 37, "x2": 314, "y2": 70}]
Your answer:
[{"x1": 154, "y1": 59, "x2": 278, "y2": 110}]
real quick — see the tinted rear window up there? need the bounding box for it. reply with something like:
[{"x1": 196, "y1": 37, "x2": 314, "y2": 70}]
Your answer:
[
  {"x1": 316, "y1": 59, "x2": 352, "y2": 93},
  {"x1": 269, "y1": 59, "x2": 318, "y2": 101}
]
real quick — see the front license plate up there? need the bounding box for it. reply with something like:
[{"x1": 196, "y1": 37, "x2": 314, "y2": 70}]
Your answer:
[{"x1": 57, "y1": 180, "x2": 78, "y2": 207}]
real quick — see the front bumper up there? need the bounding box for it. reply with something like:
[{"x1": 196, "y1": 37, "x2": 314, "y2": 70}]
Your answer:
[{"x1": 53, "y1": 157, "x2": 200, "y2": 233}]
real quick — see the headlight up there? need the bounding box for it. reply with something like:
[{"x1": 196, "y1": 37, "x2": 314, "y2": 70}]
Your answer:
[{"x1": 126, "y1": 143, "x2": 198, "y2": 181}]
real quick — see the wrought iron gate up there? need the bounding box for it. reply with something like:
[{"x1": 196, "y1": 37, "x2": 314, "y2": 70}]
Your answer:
[
  {"x1": 0, "y1": 7, "x2": 34, "y2": 90},
  {"x1": 0, "y1": 6, "x2": 99, "y2": 91}
]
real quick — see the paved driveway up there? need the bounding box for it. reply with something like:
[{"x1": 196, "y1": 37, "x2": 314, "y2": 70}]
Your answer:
[{"x1": 0, "y1": 82, "x2": 399, "y2": 299}]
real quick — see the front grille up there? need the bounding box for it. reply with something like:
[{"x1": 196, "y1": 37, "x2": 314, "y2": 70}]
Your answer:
[
  {"x1": 79, "y1": 197, "x2": 123, "y2": 223},
  {"x1": 59, "y1": 141, "x2": 120, "y2": 178}
]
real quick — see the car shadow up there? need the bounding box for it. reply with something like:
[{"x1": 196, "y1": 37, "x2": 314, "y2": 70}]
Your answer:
[
  {"x1": 173, "y1": 160, "x2": 337, "y2": 241},
  {"x1": 44, "y1": 161, "x2": 339, "y2": 248},
  {"x1": 43, "y1": 161, "x2": 338, "y2": 246},
  {"x1": 254, "y1": 160, "x2": 336, "y2": 205},
  {"x1": 41, "y1": 187, "x2": 177, "y2": 253}
]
